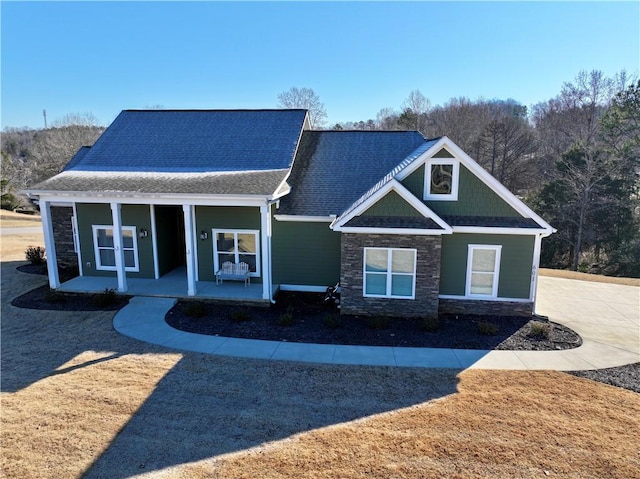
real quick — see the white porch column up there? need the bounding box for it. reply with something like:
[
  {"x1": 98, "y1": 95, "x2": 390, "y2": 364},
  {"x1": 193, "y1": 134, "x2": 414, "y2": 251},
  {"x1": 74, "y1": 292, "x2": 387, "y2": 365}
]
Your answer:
[
  {"x1": 40, "y1": 200, "x2": 60, "y2": 289},
  {"x1": 182, "y1": 204, "x2": 197, "y2": 296},
  {"x1": 149, "y1": 204, "x2": 160, "y2": 279},
  {"x1": 260, "y1": 205, "x2": 272, "y2": 300},
  {"x1": 110, "y1": 202, "x2": 128, "y2": 293},
  {"x1": 530, "y1": 234, "x2": 543, "y2": 310}
]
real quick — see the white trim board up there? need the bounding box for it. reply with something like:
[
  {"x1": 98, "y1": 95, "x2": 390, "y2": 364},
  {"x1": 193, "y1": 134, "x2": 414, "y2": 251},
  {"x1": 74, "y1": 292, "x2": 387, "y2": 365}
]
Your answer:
[
  {"x1": 277, "y1": 284, "x2": 329, "y2": 293},
  {"x1": 438, "y1": 294, "x2": 532, "y2": 303},
  {"x1": 274, "y1": 215, "x2": 336, "y2": 222}
]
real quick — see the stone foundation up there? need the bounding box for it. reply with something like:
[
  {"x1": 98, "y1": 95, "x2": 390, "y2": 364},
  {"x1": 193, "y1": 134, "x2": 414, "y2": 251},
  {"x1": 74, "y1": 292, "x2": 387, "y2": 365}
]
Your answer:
[
  {"x1": 340, "y1": 233, "x2": 441, "y2": 318},
  {"x1": 51, "y1": 206, "x2": 77, "y2": 266},
  {"x1": 438, "y1": 298, "x2": 534, "y2": 317}
]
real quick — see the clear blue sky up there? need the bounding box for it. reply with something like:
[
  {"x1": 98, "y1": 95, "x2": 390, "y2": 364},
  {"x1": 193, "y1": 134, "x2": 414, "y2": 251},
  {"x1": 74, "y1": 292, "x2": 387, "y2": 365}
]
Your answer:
[{"x1": 1, "y1": 1, "x2": 638, "y2": 129}]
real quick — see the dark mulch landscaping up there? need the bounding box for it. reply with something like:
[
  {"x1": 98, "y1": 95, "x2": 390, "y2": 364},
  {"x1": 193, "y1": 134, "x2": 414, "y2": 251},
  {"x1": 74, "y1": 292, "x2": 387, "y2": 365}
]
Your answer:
[
  {"x1": 568, "y1": 363, "x2": 640, "y2": 393},
  {"x1": 165, "y1": 292, "x2": 582, "y2": 351},
  {"x1": 12, "y1": 264, "x2": 129, "y2": 311}
]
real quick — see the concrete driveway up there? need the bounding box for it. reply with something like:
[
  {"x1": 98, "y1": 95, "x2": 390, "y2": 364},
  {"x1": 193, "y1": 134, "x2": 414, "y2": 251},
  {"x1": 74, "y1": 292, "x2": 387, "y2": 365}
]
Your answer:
[{"x1": 468, "y1": 276, "x2": 639, "y2": 370}]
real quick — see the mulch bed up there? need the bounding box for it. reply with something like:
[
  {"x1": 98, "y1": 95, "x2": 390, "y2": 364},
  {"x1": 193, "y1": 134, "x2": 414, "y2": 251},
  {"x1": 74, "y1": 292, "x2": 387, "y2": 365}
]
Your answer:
[
  {"x1": 12, "y1": 264, "x2": 130, "y2": 311},
  {"x1": 165, "y1": 292, "x2": 582, "y2": 351}
]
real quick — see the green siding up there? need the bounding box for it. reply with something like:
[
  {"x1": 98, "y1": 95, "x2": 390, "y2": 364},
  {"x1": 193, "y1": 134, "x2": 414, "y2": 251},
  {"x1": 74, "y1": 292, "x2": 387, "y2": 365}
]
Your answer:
[
  {"x1": 195, "y1": 206, "x2": 262, "y2": 282},
  {"x1": 402, "y1": 164, "x2": 425, "y2": 199},
  {"x1": 401, "y1": 164, "x2": 521, "y2": 217},
  {"x1": 272, "y1": 220, "x2": 341, "y2": 287},
  {"x1": 362, "y1": 190, "x2": 421, "y2": 217},
  {"x1": 433, "y1": 147, "x2": 454, "y2": 158},
  {"x1": 440, "y1": 234, "x2": 534, "y2": 299},
  {"x1": 76, "y1": 203, "x2": 154, "y2": 278}
]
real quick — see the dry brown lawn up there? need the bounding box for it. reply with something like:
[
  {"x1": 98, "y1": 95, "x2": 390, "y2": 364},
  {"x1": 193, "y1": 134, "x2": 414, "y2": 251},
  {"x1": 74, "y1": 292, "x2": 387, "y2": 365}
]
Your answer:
[
  {"x1": 1, "y1": 214, "x2": 639, "y2": 479},
  {"x1": 0, "y1": 210, "x2": 44, "y2": 261},
  {"x1": 540, "y1": 268, "x2": 640, "y2": 287}
]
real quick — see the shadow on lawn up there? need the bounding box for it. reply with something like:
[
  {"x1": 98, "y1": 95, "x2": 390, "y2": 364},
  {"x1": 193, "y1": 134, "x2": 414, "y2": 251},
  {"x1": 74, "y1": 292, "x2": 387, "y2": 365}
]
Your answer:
[
  {"x1": 2, "y1": 262, "x2": 461, "y2": 478},
  {"x1": 83, "y1": 355, "x2": 461, "y2": 478}
]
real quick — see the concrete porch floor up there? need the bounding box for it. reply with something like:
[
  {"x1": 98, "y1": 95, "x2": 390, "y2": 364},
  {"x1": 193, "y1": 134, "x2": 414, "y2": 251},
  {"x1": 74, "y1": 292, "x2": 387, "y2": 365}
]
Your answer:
[{"x1": 58, "y1": 267, "x2": 267, "y2": 302}]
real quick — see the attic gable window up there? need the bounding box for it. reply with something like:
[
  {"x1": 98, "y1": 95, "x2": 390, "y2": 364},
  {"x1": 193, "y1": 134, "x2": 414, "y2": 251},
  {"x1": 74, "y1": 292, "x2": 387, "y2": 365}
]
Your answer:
[{"x1": 424, "y1": 159, "x2": 459, "y2": 201}]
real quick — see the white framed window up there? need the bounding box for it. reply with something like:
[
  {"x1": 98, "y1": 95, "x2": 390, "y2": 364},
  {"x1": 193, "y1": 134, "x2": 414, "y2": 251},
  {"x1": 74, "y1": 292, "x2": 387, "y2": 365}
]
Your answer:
[
  {"x1": 424, "y1": 159, "x2": 459, "y2": 201},
  {"x1": 92, "y1": 225, "x2": 139, "y2": 272},
  {"x1": 364, "y1": 248, "x2": 416, "y2": 299},
  {"x1": 466, "y1": 245, "x2": 501, "y2": 297},
  {"x1": 213, "y1": 229, "x2": 260, "y2": 277}
]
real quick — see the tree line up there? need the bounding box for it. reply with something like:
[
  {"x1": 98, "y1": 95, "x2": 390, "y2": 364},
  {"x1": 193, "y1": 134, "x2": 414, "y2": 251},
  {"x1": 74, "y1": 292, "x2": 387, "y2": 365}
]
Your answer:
[{"x1": 2, "y1": 71, "x2": 639, "y2": 276}]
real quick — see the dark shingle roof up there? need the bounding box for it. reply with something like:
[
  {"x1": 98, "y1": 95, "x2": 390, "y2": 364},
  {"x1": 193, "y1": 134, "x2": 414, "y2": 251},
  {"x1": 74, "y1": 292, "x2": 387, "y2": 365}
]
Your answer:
[
  {"x1": 343, "y1": 216, "x2": 444, "y2": 230},
  {"x1": 64, "y1": 109, "x2": 307, "y2": 173},
  {"x1": 30, "y1": 170, "x2": 289, "y2": 196},
  {"x1": 442, "y1": 215, "x2": 542, "y2": 229},
  {"x1": 278, "y1": 131, "x2": 428, "y2": 216}
]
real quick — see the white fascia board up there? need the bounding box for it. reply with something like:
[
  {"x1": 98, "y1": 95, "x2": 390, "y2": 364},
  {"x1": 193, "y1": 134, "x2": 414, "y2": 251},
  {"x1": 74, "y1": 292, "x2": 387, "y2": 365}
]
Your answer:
[
  {"x1": 394, "y1": 136, "x2": 555, "y2": 233},
  {"x1": 438, "y1": 294, "x2": 532, "y2": 303},
  {"x1": 452, "y1": 226, "x2": 552, "y2": 235},
  {"x1": 395, "y1": 137, "x2": 449, "y2": 181},
  {"x1": 332, "y1": 179, "x2": 452, "y2": 233},
  {"x1": 29, "y1": 191, "x2": 271, "y2": 207},
  {"x1": 333, "y1": 226, "x2": 449, "y2": 235},
  {"x1": 274, "y1": 215, "x2": 336, "y2": 222}
]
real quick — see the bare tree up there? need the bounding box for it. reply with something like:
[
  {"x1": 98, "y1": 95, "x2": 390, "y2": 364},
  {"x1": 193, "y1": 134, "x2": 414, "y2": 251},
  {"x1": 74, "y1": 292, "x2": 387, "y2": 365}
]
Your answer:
[
  {"x1": 375, "y1": 107, "x2": 399, "y2": 130},
  {"x1": 398, "y1": 89, "x2": 431, "y2": 133},
  {"x1": 277, "y1": 87, "x2": 327, "y2": 128},
  {"x1": 29, "y1": 112, "x2": 104, "y2": 184}
]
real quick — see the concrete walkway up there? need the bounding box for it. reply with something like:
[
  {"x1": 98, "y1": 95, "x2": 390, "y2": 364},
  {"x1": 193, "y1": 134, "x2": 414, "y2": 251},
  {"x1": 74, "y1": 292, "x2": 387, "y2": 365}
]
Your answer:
[{"x1": 113, "y1": 276, "x2": 640, "y2": 370}]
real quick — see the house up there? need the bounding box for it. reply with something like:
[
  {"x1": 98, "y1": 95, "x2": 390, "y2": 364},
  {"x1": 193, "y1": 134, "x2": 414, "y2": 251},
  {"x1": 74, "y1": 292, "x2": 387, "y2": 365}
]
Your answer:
[{"x1": 27, "y1": 109, "x2": 555, "y2": 317}]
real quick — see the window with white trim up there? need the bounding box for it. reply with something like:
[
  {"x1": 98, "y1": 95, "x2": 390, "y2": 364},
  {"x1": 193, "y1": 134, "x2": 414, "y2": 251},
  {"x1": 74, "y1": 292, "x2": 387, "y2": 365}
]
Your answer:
[
  {"x1": 92, "y1": 225, "x2": 139, "y2": 272},
  {"x1": 364, "y1": 248, "x2": 416, "y2": 299},
  {"x1": 213, "y1": 229, "x2": 260, "y2": 276},
  {"x1": 424, "y1": 159, "x2": 459, "y2": 200},
  {"x1": 466, "y1": 245, "x2": 501, "y2": 297}
]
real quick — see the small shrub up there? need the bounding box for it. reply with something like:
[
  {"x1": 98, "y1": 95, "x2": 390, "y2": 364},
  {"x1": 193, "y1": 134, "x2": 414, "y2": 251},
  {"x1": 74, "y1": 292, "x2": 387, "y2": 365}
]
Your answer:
[
  {"x1": 277, "y1": 306, "x2": 295, "y2": 326},
  {"x1": 1, "y1": 192, "x2": 21, "y2": 211},
  {"x1": 44, "y1": 288, "x2": 66, "y2": 304},
  {"x1": 528, "y1": 321, "x2": 551, "y2": 339},
  {"x1": 367, "y1": 315, "x2": 390, "y2": 330},
  {"x1": 25, "y1": 246, "x2": 45, "y2": 265},
  {"x1": 93, "y1": 288, "x2": 117, "y2": 307},
  {"x1": 323, "y1": 313, "x2": 342, "y2": 329},
  {"x1": 183, "y1": 301, "x2": 207, "y2": 318},
  {"x1": 421, "y1": 315, "x2": 441, "y2": 332},
  {"x1": 229, "y1": 308, "x2": 252, "y2": 322},
  {"x1": 477, "y1": 320, "x2": 499, "y2": 336}
]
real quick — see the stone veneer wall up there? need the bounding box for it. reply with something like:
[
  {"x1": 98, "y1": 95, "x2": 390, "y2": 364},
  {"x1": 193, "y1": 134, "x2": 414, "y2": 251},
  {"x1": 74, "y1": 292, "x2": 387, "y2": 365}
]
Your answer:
[
  {"x1": 438, "y1": 298, "x2": 533, "y2": 317},
  {"x1": 51, "y1": 206, "x2": 77, "y2": 266},
  {"x1": 340, "y1": 233, "x2": 441, "y2": 317}
]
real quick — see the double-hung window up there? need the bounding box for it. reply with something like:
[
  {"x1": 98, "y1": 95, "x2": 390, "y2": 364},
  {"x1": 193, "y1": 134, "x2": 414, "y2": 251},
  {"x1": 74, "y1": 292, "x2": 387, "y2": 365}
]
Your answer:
[
  {"x1": 466, "y1": 245, "x2": 501, "y2": 297},
  {"x1": 364, "y1": 248, "x2": 416, "y2": 299},
  {"x1": 213, "y1": 229, "x2": 260, "y2": 276},
  {"x1": 424, "y1": 159, "x2": 459, "y2": 201},
  {"x1": 92, "y1": 225, "x2": 139, "y2": 272}
]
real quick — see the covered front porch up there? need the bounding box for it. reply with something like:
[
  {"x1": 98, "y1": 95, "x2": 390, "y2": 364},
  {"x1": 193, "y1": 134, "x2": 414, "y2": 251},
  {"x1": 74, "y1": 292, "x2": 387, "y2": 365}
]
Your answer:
[{"x1": 58, "y1": 267, "x2": 268, "y2": 303}]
